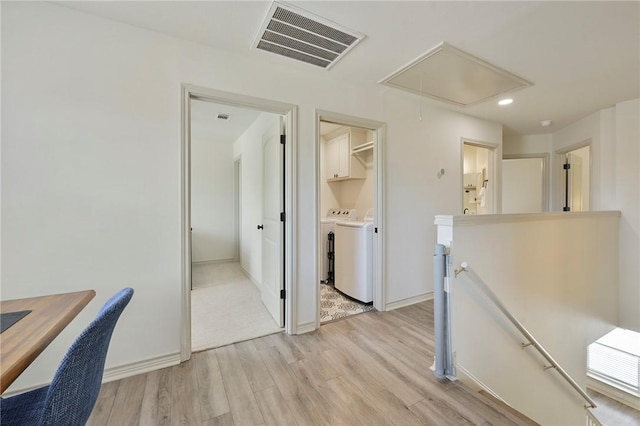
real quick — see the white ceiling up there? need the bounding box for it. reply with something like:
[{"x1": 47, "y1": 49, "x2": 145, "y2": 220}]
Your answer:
[
  {"x1": 191, "y1": 99, "x2": 261, "y2": 143},
  {"x1": 57, "y1": 1, "x2": 640, "y2": 136}
]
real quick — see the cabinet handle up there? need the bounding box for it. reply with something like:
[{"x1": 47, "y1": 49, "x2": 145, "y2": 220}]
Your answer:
[{"x1": 257, "y1": 224, "x2": 264, "y2": 230}]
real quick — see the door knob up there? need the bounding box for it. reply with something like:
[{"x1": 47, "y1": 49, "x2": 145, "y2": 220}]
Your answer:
[{"x1": 257, "y1": 224, "x2": 264, "y2": 230}]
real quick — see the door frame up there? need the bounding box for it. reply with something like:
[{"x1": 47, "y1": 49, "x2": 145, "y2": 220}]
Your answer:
[
  {"x1": 461, "y1": 138, "x2": 501, "y2": 214},
  {"x1": 554, "y1": 139, "x2": 592, "y2": 212},
  {"x1": 234, "y1": 158, "x2": 241, "y2": 262},
  {"x1": 181, "y1": 84, "x2": 297, "y2": 361},
  {"x1": 503, "y1": 153, "x2": 550, "y2": 212},
  {"x1": 314, "y1": 110, "x2": 386, "y2": 326}
]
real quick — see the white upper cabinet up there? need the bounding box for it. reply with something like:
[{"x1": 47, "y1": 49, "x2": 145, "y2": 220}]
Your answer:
[{"x1": 326, "y1": 128, "x2": 367, "y2": 181}]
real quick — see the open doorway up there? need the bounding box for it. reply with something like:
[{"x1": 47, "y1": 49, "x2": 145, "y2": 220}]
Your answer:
[
  {"x1": 462, "y1": 140, "x2": 498, "y2": 214},
  {"x1": 181, "y1": 85, "x2": 296, "y2": 361},
  {"x1": 316, "y1": 111, "x2": 385, "y2": 326},
  {"x1": 559, "y1": 145, "x2": 591, "y2": 212},
  {"x1": 189, "y1": 99, "x2": 283, "y2": 352}
]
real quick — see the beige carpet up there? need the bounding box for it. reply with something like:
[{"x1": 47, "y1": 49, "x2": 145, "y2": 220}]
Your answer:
[{"x1": 191, "y1": 262, "x2": 282, "y2": 352}]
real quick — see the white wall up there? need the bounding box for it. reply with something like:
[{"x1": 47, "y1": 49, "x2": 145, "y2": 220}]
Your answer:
[
  {"x1": 503, "y1": 134, "x2": 552, "y2": 156},
  {"x1": 190, "y1": 121, "x2": 235, "y2": 262},
  {"x1": 232, "y1": 113, "x2": 280, "y2": 284},
  {"x1": 438, "y1": 212, "x2": 619, "y2": 425},
  {"x1": 504, "y1": 99, "x2": 640, "y2": 333},
  {"x1": 615, "y1": 99, "x2": 640, "y2": 332},
  {"x1": 2, "y1": 2, "x2": 502, "y2": 390},
  {"x1": 382, "y1": 96, "x2": 502, "y2": 306}
]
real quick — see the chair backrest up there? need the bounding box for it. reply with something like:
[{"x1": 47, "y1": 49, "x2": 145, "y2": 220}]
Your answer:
[{"x1": 39, "y1": 288, "x2": 133, "y2": 426}]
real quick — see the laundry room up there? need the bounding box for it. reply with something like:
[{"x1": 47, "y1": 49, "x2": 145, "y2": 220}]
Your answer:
[{"x1": 319, "y1": 121, "x2": 376, "y2": 323}]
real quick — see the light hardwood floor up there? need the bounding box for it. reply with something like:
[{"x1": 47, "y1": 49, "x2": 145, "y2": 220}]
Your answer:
[{"x1": 88, "y1": 301, "x2": 541, "y2": 426}]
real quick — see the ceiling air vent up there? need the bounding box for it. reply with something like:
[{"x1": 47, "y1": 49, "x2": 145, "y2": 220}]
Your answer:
[
  {"x1": 380, "y1": 42, "x2": 532, "y2": 106},
  {"x1": 254, "y1": 1, "x2": 365, "y2": 69}
]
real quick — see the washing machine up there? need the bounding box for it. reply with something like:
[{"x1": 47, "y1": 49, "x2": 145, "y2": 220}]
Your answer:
[
  {"x1": 320, "y1": 208, "x2": 356, "y2": 283},
  {"x1": 334, "y1": 209, "x2": 374, "y2": 303}
]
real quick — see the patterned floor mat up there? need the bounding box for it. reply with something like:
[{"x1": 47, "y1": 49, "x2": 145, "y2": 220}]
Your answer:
[{"x1": 320, "y1": 283, "x2": 375, "y2": 323}]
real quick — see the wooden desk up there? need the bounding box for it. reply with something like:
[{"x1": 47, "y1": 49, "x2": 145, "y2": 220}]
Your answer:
[{"x1": 0, "y1": 290, "x2": 96, "y2": 393}]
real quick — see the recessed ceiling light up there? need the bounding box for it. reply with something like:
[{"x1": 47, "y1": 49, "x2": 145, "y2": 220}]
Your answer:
[
  {"x1": 540, "y1": 119, "x2": 552, "y2": 127},
  {"x1": 498, "y1": 98, "x2": 513, "y2": 106}
]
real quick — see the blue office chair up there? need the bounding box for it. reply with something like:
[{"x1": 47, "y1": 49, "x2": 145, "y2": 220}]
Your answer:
[{"x1": 0, "y1": 288, "x2": 134, "y2": 426}]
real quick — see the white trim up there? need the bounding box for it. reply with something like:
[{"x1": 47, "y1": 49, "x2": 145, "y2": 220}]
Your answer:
[
  {"x1": 435, "y1": 210, "x2": 620, "y2": 227},
  {"x1": 314, "y1": 110, "x2": 386, "y2": 331},
  {"x1": 240, "y1": 265, "x2": 262, "y2": 292},
  {"x1": 385, "y1": 292, "x2": 433, "y2": 311},
  {"x1": 181, "y1": 84, "x2": 298, "y2": 361},
  {"x1": 191, "y1": 258, "x2": 236, "y2": 266},
  {"x1": 2, "y1": 353, "x2": 182, "y2": 398},
  {"x1": 180, "y1": 85, "x2": 192, "y2": 362},
  {"x1": 294, "y1": 321, "x2": 317, "y2": 335},
  {"x1": 456, "y1": 363, "x2": 504, "y2": 402},
  {"x1": 102, "y1": 353, "x2": 181, "y2": 384}
]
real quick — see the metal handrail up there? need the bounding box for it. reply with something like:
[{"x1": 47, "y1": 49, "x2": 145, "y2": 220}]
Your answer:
[{"x1": 454, "y1": 262, "x2": 597, "y2": 409}]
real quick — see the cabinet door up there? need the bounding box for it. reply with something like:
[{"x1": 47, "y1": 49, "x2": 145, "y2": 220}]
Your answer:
[
  {"x1": 326, "y1": 136, "x2": 340, "y2": 179},
  {"x1": 336, "y1": 134, "x2": 350, "y2": 178},
  {"x1": 326, "y1": 133, "x2": 350, "y2": 180}
]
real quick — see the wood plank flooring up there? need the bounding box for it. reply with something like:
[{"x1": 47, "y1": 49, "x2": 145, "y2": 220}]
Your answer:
[{"x1": 88, "y1": 301, "x2": 538, "y2": 425}]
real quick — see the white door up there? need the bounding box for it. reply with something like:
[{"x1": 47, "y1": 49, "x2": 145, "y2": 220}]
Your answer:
[
  {"x1": 261, "y1": 118, "x2": 284, "y2": 327},
  {"x1": 502, "y1": 158, "x2": 544, "y2": 213}
]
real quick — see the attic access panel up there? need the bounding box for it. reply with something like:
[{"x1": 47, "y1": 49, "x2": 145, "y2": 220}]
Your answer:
[
  {"x1": 380, "y1": 42, "x2": 532, "y2": 106},
  {"x1": 254, "y1": 1, "x2": 365, "y2": 69}
]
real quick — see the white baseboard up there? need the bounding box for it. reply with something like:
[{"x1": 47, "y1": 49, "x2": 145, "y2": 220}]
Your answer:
[
  {"x1": 456, "y1": 363, "x2": 503, "y2": 402},
  {"x1": 192, "y1": 258, "x2": 236, "y2": 265},
  {"x1": 102, "y1": 353, "x2": 181, "y2": 383},
  {"x1": 3, "y1": 353, "x2": 181, "y2": 397},
  {"x1": 294, "y1": 321, "x2": 317, "y2": 335},
  {"x1": 240, "y1": 266, "x2": 262, "y2": 291},
  {"x1": 587, "y1": 376, "x2": 640, "y2": 410},
  {"x1": 384, "y1": 292, "x2": 433, "y2": 311}
]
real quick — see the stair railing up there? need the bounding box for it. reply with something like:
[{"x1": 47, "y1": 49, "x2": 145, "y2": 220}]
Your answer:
[
  {"x1": 585, "y1": 407, "x2": 604, "y2": 426},
  {"x1": 454, "y1": 261, "x2": 597, "y2": 409}
]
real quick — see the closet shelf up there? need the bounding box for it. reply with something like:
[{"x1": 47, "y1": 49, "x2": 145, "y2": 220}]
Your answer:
[{"x1": 351, "y1": 141, "x2": 374, "y2": 155}]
